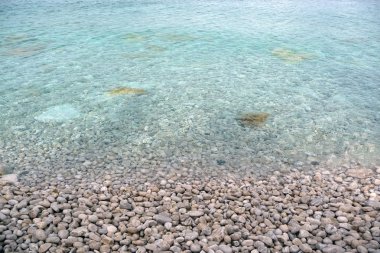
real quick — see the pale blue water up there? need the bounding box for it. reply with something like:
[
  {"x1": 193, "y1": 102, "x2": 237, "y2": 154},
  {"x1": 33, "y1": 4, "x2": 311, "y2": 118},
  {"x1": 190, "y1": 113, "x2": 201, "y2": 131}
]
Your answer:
[{"x1": 1, "y1": 0, "x2": 379, "y2": 175}]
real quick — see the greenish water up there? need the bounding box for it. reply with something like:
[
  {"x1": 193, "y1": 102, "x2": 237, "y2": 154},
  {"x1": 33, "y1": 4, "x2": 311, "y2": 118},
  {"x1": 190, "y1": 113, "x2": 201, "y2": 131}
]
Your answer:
[{"x1": 0, "y1": 0, "x2": 379, "y2": 175}]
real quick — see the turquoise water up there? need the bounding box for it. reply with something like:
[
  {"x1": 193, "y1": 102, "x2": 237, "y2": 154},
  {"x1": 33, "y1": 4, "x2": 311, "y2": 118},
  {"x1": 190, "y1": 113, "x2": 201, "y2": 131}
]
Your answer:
[{"x1": 1, "y1": 0, "x2": 379, "y2": 175}]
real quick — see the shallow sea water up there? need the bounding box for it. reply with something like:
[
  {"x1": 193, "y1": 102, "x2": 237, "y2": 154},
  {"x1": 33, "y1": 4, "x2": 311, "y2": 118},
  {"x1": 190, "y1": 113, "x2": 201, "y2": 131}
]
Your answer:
[{"x1": 0, "y1": 0, "x2": 379, "y2": 176}]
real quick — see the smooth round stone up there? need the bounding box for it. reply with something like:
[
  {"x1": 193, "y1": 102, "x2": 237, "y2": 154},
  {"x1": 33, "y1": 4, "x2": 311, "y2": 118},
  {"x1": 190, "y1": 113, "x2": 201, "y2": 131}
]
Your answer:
[
  {"x1": 299, "y1": 244, "x2": 313, "y2": 253},
  {"x1": 34, "y1": 229, "x2": 47, "y2": 241},
  {"x1": 164, "y1": 222, "x2": 172, "y2": 230},
  {"x1": 337, "y1": 216, "x2": 348, "y2": 223},
  {"x1": 88, "y1": 215, "x2": 98, "y2": 223},
  {"x1": 218, "y1": 244, "x2": 233, "y2": 253},
  {"x1": 58, "y1": 230, "x2": 69, "y2": 239},
  {"x1": 184, "y1": 231, "x2": 199, "y2": 241},
  {"x1": 188, "y1": 211, "x2": 204, "y2": 217},
  {"x1": 190, "y1": 243, "x2": 201, "y2": 252},
  {"x1": 88, "y1": 223, "x2": 98, "y2": 232},
  {"x1": 105, "y1": 224, "x2": 117, "y2": 235},
  {"x1": 242, "y1": 240, "x2": 254, "y2": 246}
]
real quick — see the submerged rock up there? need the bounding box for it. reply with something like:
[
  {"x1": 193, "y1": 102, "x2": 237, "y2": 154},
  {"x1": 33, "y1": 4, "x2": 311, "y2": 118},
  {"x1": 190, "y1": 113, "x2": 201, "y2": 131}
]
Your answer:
[
  {"x1": 124, "y1": 33, "x2": 149, "y2": 42},
  {"x1": 161, "y1": 33, "x2": 196, "y2": 42},
  {"x1": 6, "y1": 44, "x2": 46, "y2": 57},
  {"x1": 146, "y1": 45, "x2": 167, "y2": 52},
  {"x1": 35, "y1": 104, "x2": 80, "y2": 122},
  {"x1": 237, "y1": 112, "x2": 269, "y2": 127},
  {"x1": 272, "y1": 48, "x2": 311, "y2": 63},
  {"x1": 107, "y1": 87, "x2": 146, "y2": 96},
  {"x1": 346, "y1": 168, "x2": 373, "y2": 178},
  {"x1": 0, "y1": 174, "x2": 18, "y2": 184}
]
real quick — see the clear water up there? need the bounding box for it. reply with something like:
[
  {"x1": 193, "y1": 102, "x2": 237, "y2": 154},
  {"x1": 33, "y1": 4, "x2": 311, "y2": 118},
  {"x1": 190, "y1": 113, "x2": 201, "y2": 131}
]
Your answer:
[{"x1": 1, "y1": 0, "x2": 379, "y2": 175}]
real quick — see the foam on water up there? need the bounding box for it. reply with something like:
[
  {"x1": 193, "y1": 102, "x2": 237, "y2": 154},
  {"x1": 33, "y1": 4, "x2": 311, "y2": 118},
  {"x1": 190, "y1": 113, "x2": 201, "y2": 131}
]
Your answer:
[{"x1": 0, "y1": 0, "x2": 379, "y2": 174}]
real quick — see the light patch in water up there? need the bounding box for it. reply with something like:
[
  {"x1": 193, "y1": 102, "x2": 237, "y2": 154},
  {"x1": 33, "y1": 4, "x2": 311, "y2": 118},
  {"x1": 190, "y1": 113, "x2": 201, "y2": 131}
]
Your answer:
[{"x1": 35, "y1": 104, "x2": 80, "y2": 122}]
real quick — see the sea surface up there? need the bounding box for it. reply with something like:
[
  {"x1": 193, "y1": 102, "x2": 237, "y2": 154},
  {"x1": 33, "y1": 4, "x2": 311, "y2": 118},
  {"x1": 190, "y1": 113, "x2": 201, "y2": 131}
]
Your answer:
[{"x1": 1, "y1": 0, "x2": 379, "y2": 176}]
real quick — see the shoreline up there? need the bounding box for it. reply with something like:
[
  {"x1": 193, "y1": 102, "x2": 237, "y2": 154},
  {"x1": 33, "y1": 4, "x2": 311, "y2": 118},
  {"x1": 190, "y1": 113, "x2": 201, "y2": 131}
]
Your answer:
[{"x1": 1, "y1": 165, "x2": 379, "y2": 253}]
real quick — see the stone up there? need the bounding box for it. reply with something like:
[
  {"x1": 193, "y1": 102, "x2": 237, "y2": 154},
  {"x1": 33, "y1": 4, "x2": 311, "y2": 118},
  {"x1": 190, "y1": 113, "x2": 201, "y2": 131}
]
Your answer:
[
  {"x1": 105, "y1": 224, "x2": 117, "y2": 236},
  {"x1": 299, "y1": 244, "x2": 313, "y2": 253},
  {"x1": 346, "y1": 168, "x2": 373, "y2": 179},
  {"x1": 218, "y1": 244, "x2": 233, "y2": 253},
  {"x1": 190, "y1": 243, "x2": 201, "y2": 252},
  {"x1": 88, "y1": 215, "x2": 98, "y2": 223},
  {"x1": 211, "y1": 227, "x2": 225, "y2": 243},
  {"x1": 39, "y1": 243, "x2": 52, "y2": 253},
  {"x1": 0, "y1": 174, "x2": 18, "y2": 184},
  {"x1": 153, "y1": 214, "x2": 172, "y2": 224},
  {"x1": 35, "y1": 104, "x2": 80, "y2": 122},
  {"x1": 188, "y1": 210, "x2": 204, "y2": 217},
  {"x1": 237, "y1": 112, "x2": 269, "y2": 127},
  {"x1": 321, "y1": 245, "x2": 345, "y2": 253},
  {"x1": 290, "y1": 245, "x2": 299, "y2": 253},
  {"x1": 120, "y1": 200, "x2": 133, "y2": 210},
  {"x1": 107, "y1": 87, "x2": 146, "y2": 96},
  {"x1": 242, "y1": 239, "x2": 254, "y2": 246},
  {"x1": 88, "y1": 223, "x2": 98, "y2": 232},
  {"x1": 310, "y1": 197, "x2": 324, "y2": 206},
  {"x1": 99, "y1": 244, "x2": 111, "y2": 253},
  {"x1": 299, "y1": 230, "x2": 311, "y2": 238},
  {"x1": 164, "y1": 222, "x2": 172, "y2": 230},
  {"x1": 258, "y1": 235, "x2": 273, "y2": 247},
  {"x1": 58, "y1": 230, "x2": 69, "y2": 239},
  {"x1": 357, "y1": 245, "x2": 368, "y2": 253},
  {"x1": 184, "y1": 231, "x2": 199, "y2": 241},
  {"x1": 337, "y1": 216, "x2": 348, "y2": 223},
  {"x1": 46, "y1": 236, "x2": 60, "y2": 244},
  {"x1": 34, "y1": 229, "x2": 47, "y2": 241},
  {"x1": 272, "y1": 48, "x2": 312, "y2": 63}
]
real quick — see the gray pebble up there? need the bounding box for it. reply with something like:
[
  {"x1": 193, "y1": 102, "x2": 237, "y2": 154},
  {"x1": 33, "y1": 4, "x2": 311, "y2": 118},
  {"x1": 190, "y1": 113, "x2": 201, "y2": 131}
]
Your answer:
[{"x1": 34, "y1": 229, "x2": 47, "y2": 241}]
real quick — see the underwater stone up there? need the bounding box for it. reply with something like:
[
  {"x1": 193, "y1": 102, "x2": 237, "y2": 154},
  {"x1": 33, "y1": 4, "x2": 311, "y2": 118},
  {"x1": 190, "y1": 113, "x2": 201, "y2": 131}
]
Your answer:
[
  {"x1": 0, "y1": 174, "x2": 18, "y2": 184},
  {"x1": 107, "y1": 87, "x2": 146, "y2": 96},
  {"x1": 217, "y1": 160, "x2": 226, "y2": 165},
  {"x1": 124, "y1": 33, "x2": 148, "y2": 42},
  {"x1": 272, "y1": 48, "x2": 311, "y2": 63},
  {"x1": 237, "y1": 112, "x2": 269, "y2": 127},
  {"x1": 35, "y1": 104, "x2": 80, "y2": 122},
  {"x1": 6, "y1": 44, "x2": 46, "y2": 57},
  {"x1": 146, "y1": 45, "x2": 167, "y2": 52}
]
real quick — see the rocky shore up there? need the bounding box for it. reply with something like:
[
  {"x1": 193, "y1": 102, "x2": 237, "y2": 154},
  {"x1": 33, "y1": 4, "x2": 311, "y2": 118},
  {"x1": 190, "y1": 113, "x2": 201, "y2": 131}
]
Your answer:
[{"x1": 0, "y1": 165, "x2": 379, "y2": 253}]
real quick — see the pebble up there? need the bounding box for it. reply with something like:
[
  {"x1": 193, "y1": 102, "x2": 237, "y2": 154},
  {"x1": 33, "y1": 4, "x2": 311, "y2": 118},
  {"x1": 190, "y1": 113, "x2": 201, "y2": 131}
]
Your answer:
[
  {"x1": 322, "y1": 245, "x2": 345, "y2": 253},
  {"x1": 0, "y1": 166, "x2": 378, "y2": 253},
  {"x1": 190, "y1": 243, "x2": 201, "y2": 252},
  {"x1": 188, "y1": 210, "x2": 204, "y2": 217},
  {"x1": 185, "y1": 231, "x2": 199, "y2": 241},
  {"x1": 153, "y1": 214, "x2": 172, "y2": 224},
  {"x1": 34, "y1": 229, "x2": 47, "y2": 241},
  {"x1": 219, "y1": 244, "x2": 233, "y2": 253},
  {"x1": 39, "y1": 243, "x2": 52, "y2": 253},
  {"x1": 58, "y1": 230, "x2": 69, "y2": 239}
]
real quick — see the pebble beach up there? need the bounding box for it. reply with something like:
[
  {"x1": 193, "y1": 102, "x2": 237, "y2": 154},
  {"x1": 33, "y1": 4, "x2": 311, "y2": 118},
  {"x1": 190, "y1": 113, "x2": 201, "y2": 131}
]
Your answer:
[
  {"x1": 1, "y1": 0, "x2": 380, "y2": 252},
  {"x1": 1, "y1": 164, "x2": 379, "y2": 253}
]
